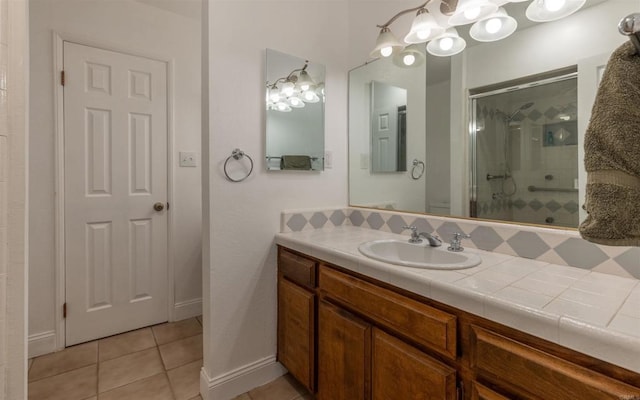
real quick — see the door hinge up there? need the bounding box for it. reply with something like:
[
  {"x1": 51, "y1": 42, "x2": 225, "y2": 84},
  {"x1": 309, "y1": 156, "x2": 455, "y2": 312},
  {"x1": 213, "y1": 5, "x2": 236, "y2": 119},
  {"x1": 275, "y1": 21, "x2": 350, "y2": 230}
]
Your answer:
[
  {"x1": 63, "y1": 302, "x2": 67, "y2": 319},
  {"x1": 61, "y1": 70, "x2": 65, "y2": 86}
]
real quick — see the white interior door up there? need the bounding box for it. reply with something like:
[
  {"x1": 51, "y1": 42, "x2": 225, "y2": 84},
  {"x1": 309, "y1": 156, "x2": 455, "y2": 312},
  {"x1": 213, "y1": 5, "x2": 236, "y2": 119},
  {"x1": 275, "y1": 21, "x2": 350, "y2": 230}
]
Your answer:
[{"x1": 64, "y1": 42, "x2": 169, "y2": 346}]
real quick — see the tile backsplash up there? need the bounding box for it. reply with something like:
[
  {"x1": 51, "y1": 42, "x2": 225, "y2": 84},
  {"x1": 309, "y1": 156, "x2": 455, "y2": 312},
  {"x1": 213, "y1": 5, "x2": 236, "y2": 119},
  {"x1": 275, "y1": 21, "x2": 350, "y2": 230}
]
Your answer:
[{"x1": 281, "y1": 207, "x2": 640, "y2": 280}]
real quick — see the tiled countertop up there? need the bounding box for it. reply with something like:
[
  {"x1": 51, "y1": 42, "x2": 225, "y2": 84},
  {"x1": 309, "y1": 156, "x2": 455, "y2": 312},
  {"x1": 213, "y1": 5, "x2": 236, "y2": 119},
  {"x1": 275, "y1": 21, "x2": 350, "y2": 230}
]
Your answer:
[{"x1": 275, "y1": 226, "x2": 640, "y2": 374}]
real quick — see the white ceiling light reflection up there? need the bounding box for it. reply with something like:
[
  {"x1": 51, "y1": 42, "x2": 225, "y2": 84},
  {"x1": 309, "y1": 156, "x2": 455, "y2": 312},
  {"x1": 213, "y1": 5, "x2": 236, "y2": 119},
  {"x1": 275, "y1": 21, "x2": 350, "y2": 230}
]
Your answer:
[{"x1": 449, "y1": 0, "x2": 498, "y2": 26}]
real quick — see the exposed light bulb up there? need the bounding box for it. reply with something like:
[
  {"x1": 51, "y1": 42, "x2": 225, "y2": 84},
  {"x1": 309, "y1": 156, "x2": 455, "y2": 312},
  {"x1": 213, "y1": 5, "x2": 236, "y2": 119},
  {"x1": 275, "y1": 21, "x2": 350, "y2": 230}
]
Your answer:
[
  {"x1": 300, "y1": 83, "x2": 310, "y2": 91},
  {"x1": 290, "y1": 97, "x2": 301, "y2": 106},
  {"x1": 416, "y1": 28, "x2": 431, "y2": 40},
  {"x1": 403, "y1": 54, "x2": 416, "y2": 66},
  {"x1": 464, "y1": 6, "x2": 481, "y2": 20},
  {"x1": 380, "y1": 46, "x2": 393, "y2": 57},
  {"x1": 269, "y1": 89, "x2": 281, "y2": 103},
  {"x1": 439, "y1": 37, "x2": 454, "y2": 51},
  {"x1": 485, "y1": 17, "x2": 502, "y2": 34},
  {"x1": 276, "y1": 102, "x2": 289, "y2": 111},
  {"x1": 544, "y1": 0, "x2": 566, "y2": 12}
]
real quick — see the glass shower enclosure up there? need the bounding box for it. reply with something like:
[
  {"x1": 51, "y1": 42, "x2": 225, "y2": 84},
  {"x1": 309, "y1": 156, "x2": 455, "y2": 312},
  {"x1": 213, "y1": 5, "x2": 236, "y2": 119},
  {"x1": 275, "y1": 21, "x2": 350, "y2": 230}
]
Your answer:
[{"x1": 470, "y1": 73, "x2": 579, "y2": 228}]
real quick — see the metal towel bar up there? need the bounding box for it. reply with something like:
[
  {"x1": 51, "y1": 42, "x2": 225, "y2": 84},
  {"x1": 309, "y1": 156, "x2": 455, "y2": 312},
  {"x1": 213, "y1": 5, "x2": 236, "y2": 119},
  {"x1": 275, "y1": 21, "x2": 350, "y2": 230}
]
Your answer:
[{"x1": 527, "y1": 185, "x2": 577, "y2": 193}]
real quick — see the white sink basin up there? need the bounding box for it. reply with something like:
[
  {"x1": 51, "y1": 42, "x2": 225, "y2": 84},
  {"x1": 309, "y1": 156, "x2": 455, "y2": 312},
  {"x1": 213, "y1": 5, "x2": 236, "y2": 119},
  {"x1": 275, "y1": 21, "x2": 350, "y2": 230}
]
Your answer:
[{"x1": 358, "y1": 239, "x2": 482, "y2": 270}]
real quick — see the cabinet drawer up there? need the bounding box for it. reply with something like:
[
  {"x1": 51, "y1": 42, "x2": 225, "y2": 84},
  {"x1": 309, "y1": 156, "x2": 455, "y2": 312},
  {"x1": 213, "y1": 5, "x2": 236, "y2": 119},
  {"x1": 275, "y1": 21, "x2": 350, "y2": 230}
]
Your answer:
[
  {"x1": 319, "y1": 266, "x2": 457, "y2": 359},
  {"x1": 279, "y1": 247, "x2": 317, "y2": 289},
  {"x1": 471, "y1": 381, "x2": 511, "y2": 400},
  {"x1": 470, "y1": 325, "x2": 640, "y2": 400}
]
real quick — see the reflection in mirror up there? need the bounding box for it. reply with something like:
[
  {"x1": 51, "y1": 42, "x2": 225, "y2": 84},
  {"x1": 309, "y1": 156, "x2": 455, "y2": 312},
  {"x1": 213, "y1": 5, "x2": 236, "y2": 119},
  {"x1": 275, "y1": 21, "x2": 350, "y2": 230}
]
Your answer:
[
  {"x1": 265, "y1": 49, "x2": 325, "y2": 171},
  {"x1": 370, "y1": 81, "x2": 407, "y2": 172},
  {"x1": 348, "y1": 0, "x2": 637, "y2": 229},
  {"x1": 349, "y1": 45, "x2": 427, "y2": 210},
  {"x1": 470, "y1": 74, "x2": 578, "y2": 228}
]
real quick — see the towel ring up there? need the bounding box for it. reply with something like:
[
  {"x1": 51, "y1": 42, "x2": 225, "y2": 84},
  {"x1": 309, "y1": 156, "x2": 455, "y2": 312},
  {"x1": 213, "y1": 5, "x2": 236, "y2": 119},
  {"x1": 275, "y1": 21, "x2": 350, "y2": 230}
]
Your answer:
[
  {"x1": 224, "y1": 148, "x2": 254, "y2": 182},
  {"x1": 411, "y1": 159, "x2": 425, "y2": 180}
]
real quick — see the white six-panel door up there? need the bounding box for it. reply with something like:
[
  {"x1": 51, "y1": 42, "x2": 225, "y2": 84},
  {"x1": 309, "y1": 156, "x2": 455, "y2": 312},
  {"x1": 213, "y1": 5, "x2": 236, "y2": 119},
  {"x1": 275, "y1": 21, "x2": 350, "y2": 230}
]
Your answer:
[{"x1": 63, "y1": 42, "x2": 169, "y2": 345}]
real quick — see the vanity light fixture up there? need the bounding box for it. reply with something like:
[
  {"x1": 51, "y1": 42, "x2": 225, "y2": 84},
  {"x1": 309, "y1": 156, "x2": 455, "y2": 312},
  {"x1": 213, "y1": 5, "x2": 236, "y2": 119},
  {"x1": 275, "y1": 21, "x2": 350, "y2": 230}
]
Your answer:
[
  {"x1": 525, "y1": 0, "x2": 586, "y2": 22},
  {"x1": 370, "y1": 0, "x2": 588, "y2": 60},
  {"x1": 470, "y1": 7, "x2": 518, "y2": 42},
  {"x1": 266, "y1": 60, "x2": 324, "y2": 112},
  {"x1": 404, "y1": 8, "x2": 444, "y2": 43},
  {"x1": 427, "y1": 28, "x2": 466, "y2": 57},
  {"x1": 448, "y1": 0, "x2": 498, "y2": 26}
]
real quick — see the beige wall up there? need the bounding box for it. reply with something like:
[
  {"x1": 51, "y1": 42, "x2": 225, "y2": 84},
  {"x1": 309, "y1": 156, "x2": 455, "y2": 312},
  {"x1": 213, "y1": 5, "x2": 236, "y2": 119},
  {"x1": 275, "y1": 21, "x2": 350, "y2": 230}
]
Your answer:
[{"x1": 0, "y1": 0, "x2": 29, "y2": 397}]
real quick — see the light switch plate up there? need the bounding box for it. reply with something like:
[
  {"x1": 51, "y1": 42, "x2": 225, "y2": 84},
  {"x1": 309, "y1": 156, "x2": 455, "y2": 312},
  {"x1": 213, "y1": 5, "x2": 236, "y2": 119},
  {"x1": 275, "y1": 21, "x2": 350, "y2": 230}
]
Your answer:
[
  {"x1": 324, "y1": 150, "x2": 333, "y2": 169},
  {"x1": 179, "y1": 151, "x2": 197, "y2": 167}
]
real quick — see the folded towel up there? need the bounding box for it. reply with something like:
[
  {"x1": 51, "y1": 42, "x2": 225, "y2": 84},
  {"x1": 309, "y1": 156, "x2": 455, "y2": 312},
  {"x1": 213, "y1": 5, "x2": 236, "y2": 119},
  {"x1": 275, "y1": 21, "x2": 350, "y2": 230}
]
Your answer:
[
  {"x1": 579, "y1": 41, "x2": 640, "y2": 246},
  {"x1": 280, "y1": 155, "x2": 312, "y2": 170}
]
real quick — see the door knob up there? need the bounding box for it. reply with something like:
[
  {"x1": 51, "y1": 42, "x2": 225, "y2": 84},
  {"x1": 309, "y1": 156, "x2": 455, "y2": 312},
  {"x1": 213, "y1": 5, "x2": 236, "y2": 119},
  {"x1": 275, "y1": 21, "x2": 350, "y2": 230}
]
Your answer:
[{"x1": 153, "y1": 202, "x2": 165, "y2": 212}]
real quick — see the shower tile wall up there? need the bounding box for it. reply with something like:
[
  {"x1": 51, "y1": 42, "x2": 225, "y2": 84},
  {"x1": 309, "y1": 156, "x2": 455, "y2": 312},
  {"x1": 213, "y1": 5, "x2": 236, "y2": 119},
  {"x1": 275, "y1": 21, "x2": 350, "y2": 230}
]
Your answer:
[{"x1": 476, "y1": 78, "x2": 578, "y2": 228}]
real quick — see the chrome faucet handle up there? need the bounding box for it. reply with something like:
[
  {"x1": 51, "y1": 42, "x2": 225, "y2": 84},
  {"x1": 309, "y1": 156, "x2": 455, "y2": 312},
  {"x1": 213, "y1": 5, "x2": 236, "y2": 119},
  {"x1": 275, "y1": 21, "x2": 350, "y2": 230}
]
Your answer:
[
  {"x1": 448, "y1": 232, "x2": 470, "y2": 252},
  {"x1": 402, "y1": 225, "x2": 422, "y2": 244}
]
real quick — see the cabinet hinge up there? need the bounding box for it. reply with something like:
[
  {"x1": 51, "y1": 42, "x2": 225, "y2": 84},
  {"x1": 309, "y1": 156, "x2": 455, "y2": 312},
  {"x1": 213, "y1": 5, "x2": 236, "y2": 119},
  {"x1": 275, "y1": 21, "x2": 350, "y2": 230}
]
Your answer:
[
  {"x1": 61, "y1": 70, "x2": 65, "y2": 86},
  {"x1": 63, "y1": 302, "x2": 67, "y2": 319}
]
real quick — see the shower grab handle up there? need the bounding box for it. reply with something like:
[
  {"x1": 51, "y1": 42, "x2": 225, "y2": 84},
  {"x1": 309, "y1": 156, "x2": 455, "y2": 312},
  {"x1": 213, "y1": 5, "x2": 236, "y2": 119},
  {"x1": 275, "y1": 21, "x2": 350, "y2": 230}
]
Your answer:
[
  {"x1": 486, "y1": 173, "x2": 510, "y2": 181},
  {"x1": 527, "y1": 185, "x2": 578, "y2": 193}
]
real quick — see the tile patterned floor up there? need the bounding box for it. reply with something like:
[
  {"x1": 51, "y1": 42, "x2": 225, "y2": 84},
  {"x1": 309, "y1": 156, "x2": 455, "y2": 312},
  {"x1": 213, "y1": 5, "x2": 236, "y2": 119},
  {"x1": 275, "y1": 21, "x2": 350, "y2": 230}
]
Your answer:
[
  {"x1": 28, "y1": 315, "x2": 310, "y2": 400},
  {"x1": 28, "y1": 317, "x2": 203, "y2": 400}
]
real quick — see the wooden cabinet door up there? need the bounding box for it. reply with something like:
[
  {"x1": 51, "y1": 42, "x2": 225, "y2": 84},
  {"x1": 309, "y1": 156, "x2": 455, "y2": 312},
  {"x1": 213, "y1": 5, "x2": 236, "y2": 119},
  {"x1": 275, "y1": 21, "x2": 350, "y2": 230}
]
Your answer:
[
  {"x1": 278, "y1": 277, "x2": 315, "y2": 391},
  {"x1": 471, "y1": 381, "x2": 512, "y2": 400},
  {"x1": 371, "y1": 328, "x2": 457, "y2": 400},
  {"x1": 318, "y1": 300, "x2": 371, "y2": 400}
]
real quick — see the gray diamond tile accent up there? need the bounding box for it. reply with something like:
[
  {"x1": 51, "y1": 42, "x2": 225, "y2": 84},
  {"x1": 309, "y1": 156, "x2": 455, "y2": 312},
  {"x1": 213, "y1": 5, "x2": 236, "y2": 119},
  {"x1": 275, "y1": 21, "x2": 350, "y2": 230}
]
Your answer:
[
  {"x1": 350, "y1": 210, "x2": 365, "y2": 226},
  {"x1": 546, "y1": 200, "x2": 562, "y2": 212},
  {"x1": 436, "y1": 222, "x2": 464, "y2": 241},
  {"x1": 513, "y1": 199, "x2": 526, "y2": 209},
  {"x1": 366, "y1": 213, "x2": 385, "y2": 230},
  {"x1": 563, "y1": 201, "x2": 579, "y2": 214},
  {"x1": 387, "y1": 215, "x2": 408, "y2": 234},
  {"x1": 511, "y1": 111, "x2": 524, "y2": 122},
  {"x1": 544, "y1": 106, "x2": 559, "y2": 120},
  {"x1": 409, "y1": 218, "x2": 433, "y2": 235},
  {"x1": 286, "y1": 214, "x2": 308, "y2": 232},
  {"x1": 613, "y1": 248, "x2": 640, "y2": 279},
  {"x1": 329, "y1": 210, "x2": 346, "y2": 226},
  {"x1": 506, "y1": 231, "x2": 551, "y2": 259},
  {"x1": 527, "y1": 109, "x2": 542, "y2": 121},
  {"x1": 469, "y1": 226, "x2": 504, "y2": 251},
  {"x1": 529, "y1": 199, "x2": 543, "y2": 211},
  {"x1": 553, "y1": 238, "x2": 609, "y2": 269},
  {"x1": 309, "y1": 212, "x2": 328, "y2": 229}
]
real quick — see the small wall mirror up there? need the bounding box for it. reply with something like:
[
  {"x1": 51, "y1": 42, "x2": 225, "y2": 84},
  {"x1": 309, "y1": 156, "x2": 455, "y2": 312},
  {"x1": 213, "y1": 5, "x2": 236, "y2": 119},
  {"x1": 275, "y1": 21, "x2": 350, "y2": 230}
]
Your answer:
[{"x1": 265, "y1": 49, "x2": 326, "y2": 171}]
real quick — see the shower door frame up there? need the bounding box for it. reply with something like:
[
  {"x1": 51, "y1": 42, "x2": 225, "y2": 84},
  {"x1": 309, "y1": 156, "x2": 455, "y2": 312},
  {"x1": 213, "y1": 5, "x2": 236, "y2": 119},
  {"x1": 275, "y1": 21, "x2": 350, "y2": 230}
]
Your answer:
[{"x1": 468, "y1": 71, "x2": 578, "y2": 219}]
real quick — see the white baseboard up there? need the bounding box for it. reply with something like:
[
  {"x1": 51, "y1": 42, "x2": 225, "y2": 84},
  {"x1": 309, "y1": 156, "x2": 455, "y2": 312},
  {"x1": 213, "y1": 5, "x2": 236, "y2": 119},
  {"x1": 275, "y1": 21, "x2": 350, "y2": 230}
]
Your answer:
[
  {"x1": 200, "y1": 356, "x2": 287, "y2": 400},
  {"x1": 28, "y1": 331, "x2": 57, "y2": 358},
  {"x1": 173, "y1": 298, "x2": 202, "y2": 321}
]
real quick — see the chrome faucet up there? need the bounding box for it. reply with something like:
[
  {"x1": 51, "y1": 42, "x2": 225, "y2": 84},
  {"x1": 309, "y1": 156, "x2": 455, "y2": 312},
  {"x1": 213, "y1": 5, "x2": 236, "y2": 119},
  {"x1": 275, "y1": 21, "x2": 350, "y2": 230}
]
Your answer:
[
  {"x1": 448, "y1": 232, "x2": 471, "y2": 252},
  {"x1": 403, "y1": 225, "x2": 442, "y2": 247}
]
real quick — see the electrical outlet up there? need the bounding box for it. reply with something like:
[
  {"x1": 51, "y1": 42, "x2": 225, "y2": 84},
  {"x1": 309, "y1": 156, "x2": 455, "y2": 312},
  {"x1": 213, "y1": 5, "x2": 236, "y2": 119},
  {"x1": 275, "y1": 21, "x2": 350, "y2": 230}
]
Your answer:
[{"x1": 179, "y1": 152, "x2": 197, "y2": 167}]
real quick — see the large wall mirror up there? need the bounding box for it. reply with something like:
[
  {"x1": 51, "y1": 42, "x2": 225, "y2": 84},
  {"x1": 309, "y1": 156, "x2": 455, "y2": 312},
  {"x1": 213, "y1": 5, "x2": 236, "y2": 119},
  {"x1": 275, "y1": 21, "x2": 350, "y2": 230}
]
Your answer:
[
  {"x1": 349, "y1": 0, "x2": 636, "y2": 229},
  {"x1": 265, "y1": 49, "x2": 326, "y2": 171}
]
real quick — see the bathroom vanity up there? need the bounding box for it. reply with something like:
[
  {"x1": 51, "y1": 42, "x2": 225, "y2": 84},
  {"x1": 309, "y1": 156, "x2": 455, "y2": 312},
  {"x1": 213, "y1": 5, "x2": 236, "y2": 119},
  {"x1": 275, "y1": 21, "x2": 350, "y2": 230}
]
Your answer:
[{"x1": 276, "y1": 229, "x2": 640, "y2": 399}]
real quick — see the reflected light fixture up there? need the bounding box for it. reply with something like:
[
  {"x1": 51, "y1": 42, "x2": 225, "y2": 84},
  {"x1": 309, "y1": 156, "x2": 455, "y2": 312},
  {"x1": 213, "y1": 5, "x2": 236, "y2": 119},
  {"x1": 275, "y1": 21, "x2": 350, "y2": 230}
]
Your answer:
[
  {"x1": 266, "y1": 61, "x2": 324, "y2": 112},
  {"x1": 470, "y1": 7, "x2": 517, "y2": 42},
  {"x1": 526, "y1": 0, "x2": 586, "y2": 22},
  {"x1": 427, "y1": 28, "x2": 466, "y2": 57},
  {"x1": 392, "y1": 46, "x2": 425, "y2": 68}
]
